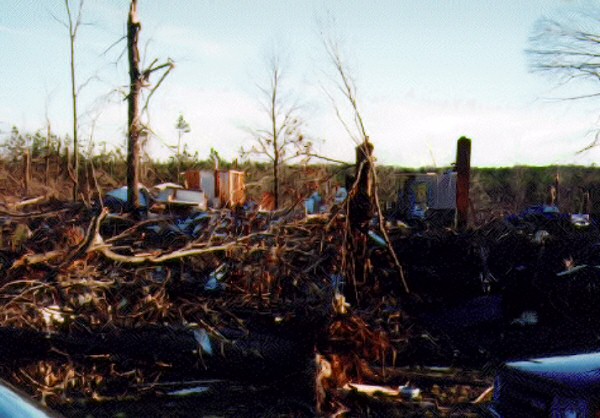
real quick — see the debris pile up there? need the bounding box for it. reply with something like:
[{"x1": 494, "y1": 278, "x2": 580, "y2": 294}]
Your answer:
[
  {"x1": 0, "y1": 199, "x2": 341, "y2": 406},
  {"x1": 3, "y1": 187, "x2": 600, "y2": 416}
]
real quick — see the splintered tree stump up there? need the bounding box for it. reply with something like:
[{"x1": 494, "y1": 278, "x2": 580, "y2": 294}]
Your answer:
[
  {"x1": 349, "y1": 140, "x2": 374, "y2": 232},
  {"x1": 345, "y1": 139, "x2": 375, "y2": 305}
]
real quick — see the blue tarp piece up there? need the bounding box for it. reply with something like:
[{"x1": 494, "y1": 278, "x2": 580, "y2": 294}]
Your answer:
[{"x1": 106, "y1": 186, "x2": 148, "y2": 207}]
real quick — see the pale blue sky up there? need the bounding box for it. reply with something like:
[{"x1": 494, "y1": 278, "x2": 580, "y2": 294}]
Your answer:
[{"x1": 1, "y1": 0, "x2": 600, "y2": 167}]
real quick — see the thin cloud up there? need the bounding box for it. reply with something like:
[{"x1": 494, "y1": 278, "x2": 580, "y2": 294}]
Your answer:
[
  {"x1": 0, "y1": 25, "x2": 24, "y2": 35},
  {"x1": 152, "y1": 25, "x2": 230, "y2": 60}
]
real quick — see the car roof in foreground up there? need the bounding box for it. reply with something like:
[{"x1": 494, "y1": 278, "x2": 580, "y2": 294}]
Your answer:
[
  {"x1": 506, "y1": 351, "x2": 600, "y2": 392},
  {"x1": 0, "y1": 379, "x2": 56, "y2": 418}
]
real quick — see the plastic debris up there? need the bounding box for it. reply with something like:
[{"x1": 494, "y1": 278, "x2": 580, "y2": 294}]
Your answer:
[
  {"x1": 330, "y1": 274, "x2": 345, "y2": 293},
  {"x1": 511, "y1": 310, "x2": 538, "y2": 326},
  {"x1": 533, "y1": 230, "x2": 550, "y2": 244},
  {"x1": 399, "y1": 386, "x2": 421, "y2": 400},
  {"x1": 335, "y1": 187, "x2": 348, "y2": 204},
  {"x1": 571, "y1": 213, "x2": 590, "y2": 227},
  {"x1": 106, "y1": 186, "x2": 149, "y2": 207},
  {"x1": 193, "y1": 329, "x2": 213, "y2": 356},
  {"x1": 204, "y1": 265, "x2": 228, "y2": 291},
  {"x1": 367, "y1": 230, "x2": 387, "y2": 247},
  {"x1": 167, "y1": 386, "x2": 210, "y2": 397}
]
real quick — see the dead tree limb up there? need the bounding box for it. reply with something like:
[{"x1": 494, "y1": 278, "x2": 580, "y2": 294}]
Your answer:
[
  {"x1": 91, "y1": 229, "x2": 272, "y2": 265},
  {"x1": 9, "y1": 251, "x2": 65, "y2": 271},
  {"x1": 11, "y1": 196, "x2": 49, "y2": 211}
]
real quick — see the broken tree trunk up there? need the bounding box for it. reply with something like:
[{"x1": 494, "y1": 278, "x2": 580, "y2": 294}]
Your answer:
[
  {"x1": 345, "y1": 139, "x2": 374, "y2": 305},
  {"x1": 126, "y1": 0, "x2": 142, "y2": 212}
]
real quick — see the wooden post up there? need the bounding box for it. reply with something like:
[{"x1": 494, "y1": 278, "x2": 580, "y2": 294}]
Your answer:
[
  {"x1": 553, "y1": 172, "x2": 560, "y2": 209},
  {"x1": 214, "y1": 158, "x2": 220, "y2": 207},
  {"x1": 455, "y1": 136, "x2": 471, "y2": 231}
]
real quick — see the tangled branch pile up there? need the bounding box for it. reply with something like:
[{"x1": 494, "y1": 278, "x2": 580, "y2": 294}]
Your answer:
[{"x1": 0, "y1": 197, "x2": 500, "y2": 416}]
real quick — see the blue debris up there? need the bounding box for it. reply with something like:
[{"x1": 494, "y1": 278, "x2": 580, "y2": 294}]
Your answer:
[
  {"x1": 193, "y1": 329, "x2": 213, "y2": 356},
  {"x1": 106, "y1": 186, "x2": 148, "y2": 208},
  {"x1": 204, "y1": 265, "x2": 228, "y2": 291},
  {"x1": 168, "y1": 386, "x2": 210, "y2": 397},
  {"x1": 368, "y1": 230, "x2": 387, "y2": 247},
  {"x1": 330, "y1": 274, "x2": 345, "y2": 293}
]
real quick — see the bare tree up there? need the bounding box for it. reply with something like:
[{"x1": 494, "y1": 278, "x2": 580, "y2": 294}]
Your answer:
[
  {"x1": 528, "y1": 11, "x2": 600, "y2": 150},
  {"x1": 241, "y1": 56, "x2": 312, "y2": 209},
  {"x1": 55, "y1": 0, "x2": 84, "y2": 201},
  {"x1": 126, "y1": 0, "x2": 174, "y2": 211}
]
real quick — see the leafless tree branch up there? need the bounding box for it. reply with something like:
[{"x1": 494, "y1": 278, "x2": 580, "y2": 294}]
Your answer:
[{"x1": 528, "y1": 10, "x2": 600, "y2": 152}]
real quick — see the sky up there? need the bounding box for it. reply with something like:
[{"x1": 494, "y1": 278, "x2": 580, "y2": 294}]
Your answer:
[{"x1": 1, "y1": 0, "x2": 600, "y2": 167}]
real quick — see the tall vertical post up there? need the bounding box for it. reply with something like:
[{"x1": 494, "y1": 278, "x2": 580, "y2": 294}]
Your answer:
[
  {"x1": 455, "y1": 136, "x2": 471, "y2": 231},
  {"x1": 553, "y1": 172, "x2": 560, "y2": 209},
  {"x1": 214, "y1": 157, "x2": 220, "y2": 207}
]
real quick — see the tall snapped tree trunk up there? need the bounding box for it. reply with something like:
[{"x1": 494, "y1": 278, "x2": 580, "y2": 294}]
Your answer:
[
  {"x1": 271, "y1": 75, "x2": 279, "y2": 210},
  {"x1": 64, "y1": 0, "x2": 81, "y2": 202},
  {"x1": 127, "y1": 0, "x2": 141, "y2": 211}
]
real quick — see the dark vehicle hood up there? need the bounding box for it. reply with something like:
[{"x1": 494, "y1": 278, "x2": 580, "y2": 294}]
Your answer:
[{"x1": 505, "y1": 352, "x2": 600, "y2": 394}]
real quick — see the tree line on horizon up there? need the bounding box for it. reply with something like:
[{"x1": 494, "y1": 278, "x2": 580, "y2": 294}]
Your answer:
[{"x1": 4, "y1": 1, "x2": 600, "y2": 213}]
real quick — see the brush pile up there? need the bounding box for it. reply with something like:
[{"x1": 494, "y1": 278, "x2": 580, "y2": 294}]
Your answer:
[{"x1": 8, "y1": 194, "x2": 600, "y2": 416}]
